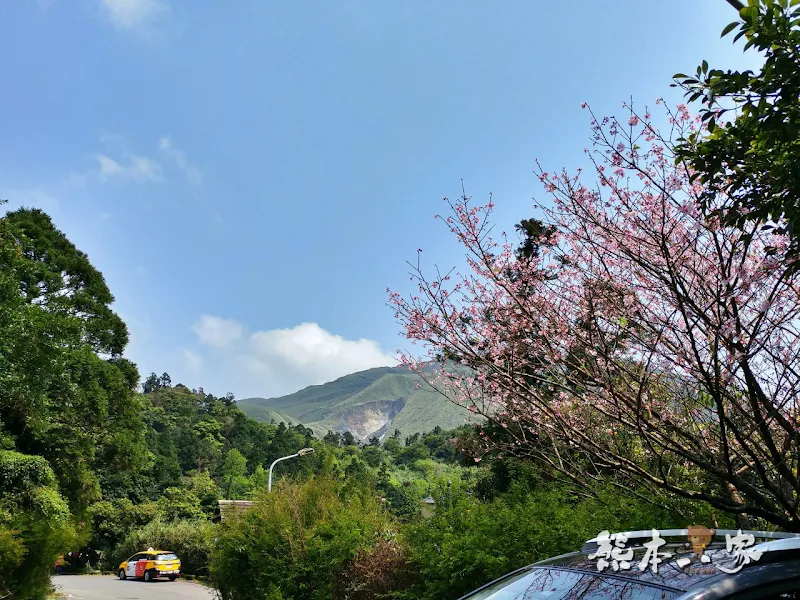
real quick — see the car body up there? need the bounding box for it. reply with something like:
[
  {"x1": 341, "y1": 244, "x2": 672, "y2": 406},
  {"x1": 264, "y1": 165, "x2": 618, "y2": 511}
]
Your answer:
[
  {"x1": 118, "y1": 548, "x2": 181, "y2": 582},
  {"x1": 458, "y1": 529, "x2": 800, "y2": 600}
]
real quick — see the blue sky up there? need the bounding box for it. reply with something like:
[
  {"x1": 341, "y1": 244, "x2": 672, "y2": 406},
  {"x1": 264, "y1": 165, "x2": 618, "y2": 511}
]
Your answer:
[{"x1": 0, "y1": 0, "x2": 759, "y2": 399}]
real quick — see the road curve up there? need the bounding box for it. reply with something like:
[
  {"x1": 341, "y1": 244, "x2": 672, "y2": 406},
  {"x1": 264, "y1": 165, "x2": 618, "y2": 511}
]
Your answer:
[{"x1": 53, "y1": 574, "x2": 217, "y2": 599}]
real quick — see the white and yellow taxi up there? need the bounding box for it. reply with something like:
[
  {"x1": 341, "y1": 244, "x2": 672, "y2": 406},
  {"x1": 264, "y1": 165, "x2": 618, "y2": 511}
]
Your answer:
[{"x1": 118, "y1": 547, "x2": 181, "y2": 582}]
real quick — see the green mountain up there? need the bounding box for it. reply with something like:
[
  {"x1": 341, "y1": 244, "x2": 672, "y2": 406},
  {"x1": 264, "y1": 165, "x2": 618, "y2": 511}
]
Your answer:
[{"x1": 237, "y1": 366, "x2": 477, "y2": 440}]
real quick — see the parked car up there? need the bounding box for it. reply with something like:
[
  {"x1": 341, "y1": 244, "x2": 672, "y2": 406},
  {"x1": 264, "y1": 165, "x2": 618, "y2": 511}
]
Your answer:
[
  {"x1": 118, "y1": 547, "x2": 181, "y2": 582},
  {"x1": 458, "y1": 528, "x2": 800, "y2": 600}
]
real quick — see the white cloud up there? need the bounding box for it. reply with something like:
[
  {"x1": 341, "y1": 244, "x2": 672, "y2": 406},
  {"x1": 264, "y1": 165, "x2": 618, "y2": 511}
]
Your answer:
[
  {"x1": 184, "y1": 319, "x2": 397, "y2": 398},
  {"x1": 159, "y1": 137, "x2": 203, "y2": 186},
  {"x1": 243, "y1": 322, "x2": 395, "y2": 396},
  {"x1": 96, "y1": 154, "x2": 163, "y2": 183},
  {"x1": 136, "y1": 265, "x2": 147, "y2": 275},
  {"x1": 100, "y1": 0, "x2": 166, "y2": 30},
  {"x1": 183, "y1": 349, "x2": 204, "y2": 374},
  {"x1": 191, "y1": 315, "x2": 244, "y2": 348},
  {"x1": 250, "y1": 322, "x2": 394, "y2": 376}
]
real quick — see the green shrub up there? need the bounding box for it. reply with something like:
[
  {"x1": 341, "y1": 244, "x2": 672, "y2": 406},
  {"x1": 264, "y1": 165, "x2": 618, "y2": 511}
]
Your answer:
[
  {"x1": 0, "y1": 523, "x2": 25, "y2": 597},
  {"x1": 382, "y1": 484, "x2": 419, "y2": 521},
  {"x1": 210, "y1": 475, "x2": 395, "y2": 600},
  {"x1": 181, "y1": 471, "x2": 222, "y2": 518},
  {"x1": 339, "y1": 536, "x2": 414, "y2": 600},
  {"x1": 113, "y1": 518, "x2": 215, "y2": 576},
  {"x1": 87, "y1": 498, "x2": 159, "y2": 563},
  {"x1": 399, "y1": 481, "x2": 725, "y2": 600},
  {"x1": 0, "y1": 451, "x2": 75, "y2": 600},
  {"x1": 156, "y1": 487, "x2": 205, "y2": 521}
]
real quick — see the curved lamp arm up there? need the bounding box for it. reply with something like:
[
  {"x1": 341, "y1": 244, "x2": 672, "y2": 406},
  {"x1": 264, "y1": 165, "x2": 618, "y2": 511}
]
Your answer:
[{"x1": 267, "y1": 448, "x2": 314, "y2": 493}]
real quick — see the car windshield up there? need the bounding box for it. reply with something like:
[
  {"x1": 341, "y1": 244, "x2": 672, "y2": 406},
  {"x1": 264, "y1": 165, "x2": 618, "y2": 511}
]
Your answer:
[
  {"x1": 155, "y1": 554, "x2": 177, "y2": 561},
  {"x1": 464, "y1": 568, "x2": 679, "y2": 600}
]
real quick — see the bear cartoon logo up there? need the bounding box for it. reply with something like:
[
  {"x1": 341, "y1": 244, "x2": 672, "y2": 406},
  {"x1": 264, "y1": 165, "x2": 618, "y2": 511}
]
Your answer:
[{"x1": 687, "y1": 525, "x2": 715, "y2": 563}]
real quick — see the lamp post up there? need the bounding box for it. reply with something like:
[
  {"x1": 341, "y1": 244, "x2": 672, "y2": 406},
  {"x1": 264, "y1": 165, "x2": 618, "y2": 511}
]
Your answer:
[{"x1": 267, "y1": 447, "x2": 315, "y2": 493}]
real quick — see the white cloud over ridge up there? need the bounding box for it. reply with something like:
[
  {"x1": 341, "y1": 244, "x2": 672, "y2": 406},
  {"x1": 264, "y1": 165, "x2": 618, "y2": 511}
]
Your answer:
[
  {"x1": 250, "y1": 322, "x2": 395, "y2": 379},
  {"x1": 187, "y1": 317, "x2": 397, "y2": 398}
]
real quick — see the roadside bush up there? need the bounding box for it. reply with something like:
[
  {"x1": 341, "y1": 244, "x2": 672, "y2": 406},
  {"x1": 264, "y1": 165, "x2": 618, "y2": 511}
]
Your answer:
[
  {"x1": 87, "y1": 498, "x2": 159, "y2": 564},
  {"x1": 156, "y1": 487, "x2": 205, "y2": 521},
  {"x1": 113, "y1": 518, "x2": 215, "y2": 576},
  {"x1": 210, "y1": 475, "x2": 395, "y2": 600},
  {"x1": 0, "y1": 451, "x2": 75, "y2": 600},
  {"x1": 0, "y1": 522, "x2": 25, "y2": 598},
  {"x1": 339, "y1": 536, "x2": 415, "y2": 600},
  {"x1": 400, "y1": 481, "x2": 725, "y2": 600}
]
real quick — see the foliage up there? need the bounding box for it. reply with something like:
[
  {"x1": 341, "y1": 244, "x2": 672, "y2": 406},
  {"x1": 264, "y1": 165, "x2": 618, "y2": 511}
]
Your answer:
[
  {"x1": 210, "y1": 476, "x2": 394, "y2": 600},
  {"x1": 674, "y1": 0, "x2": 800, "y2": 267},
  {"x1": 0, "y1": 523, "x2": 24, "y2": 597},
  {"x1": 340, "y1": 537, "x2": 414, "y2": 600},
  {"x1": 361, "y1": 445, "x2": 385, "y2": 468},
  {"x1": 143, "y1": 372, "x2": 172, "y2": 394},
  {"x1": 157, "y1": 487, "x2": 205, "y2": 522},
  {"x1": 176, "y1": 471, "x2": 222, "y2": 518},
  {"x1": 221, "y1": 448, "x2": 252, "y2": 498},
  {"x1": 390, "y1": 101, "x2": 800, "y2": 529},
  {"x1": 380, "y1": 482, "x2": 420, "y2": 521},
  {"x1": 86, "y1": 498, "x2": 158, "y2": 560},
  {"x1": 0, "y1": 450, "x2": 75, "y2": 600},
  {"x1": 400, "y1": 481, "x2": 725, "y2": 600},
  {"x1": 113, "y1": 518, "x2": 216, "y2": 576},
  {"x1": 144, "y1": 385, "x2": 313, "y2": 500},
  {"x1": 0, "y1": 208, "x2": 149, "y2": 515},
  {"x1": 3, "y1": 207, "x2": 128, "y2": 355}
]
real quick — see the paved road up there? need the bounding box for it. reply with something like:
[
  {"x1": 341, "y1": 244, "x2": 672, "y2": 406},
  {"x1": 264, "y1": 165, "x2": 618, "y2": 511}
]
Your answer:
[{"x1": 53, "y1": 575, "x2": 217, "y2": 599}]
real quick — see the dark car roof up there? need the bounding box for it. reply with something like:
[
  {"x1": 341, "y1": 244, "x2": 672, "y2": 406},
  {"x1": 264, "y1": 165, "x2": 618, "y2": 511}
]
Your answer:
[{"x1": 532, "y1": 545, "x2": 800, "y2": 595}]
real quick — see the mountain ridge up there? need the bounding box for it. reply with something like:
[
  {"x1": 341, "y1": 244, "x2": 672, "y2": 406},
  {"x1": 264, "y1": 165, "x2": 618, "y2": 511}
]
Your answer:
[{"x1": 238, "y1": 364, "x2": 476, "y2": 439}]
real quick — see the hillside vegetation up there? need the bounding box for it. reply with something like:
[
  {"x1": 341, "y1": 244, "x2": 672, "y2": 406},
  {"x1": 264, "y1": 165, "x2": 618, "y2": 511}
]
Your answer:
[{"x1": 238, "y1": 366, "x2": 475, "y2": 440}]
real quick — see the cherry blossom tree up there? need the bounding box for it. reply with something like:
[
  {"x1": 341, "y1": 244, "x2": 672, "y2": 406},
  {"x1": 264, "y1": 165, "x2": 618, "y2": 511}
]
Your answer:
[{"x1": 389, "y1": 102, "x2": 800, "y2": 530}]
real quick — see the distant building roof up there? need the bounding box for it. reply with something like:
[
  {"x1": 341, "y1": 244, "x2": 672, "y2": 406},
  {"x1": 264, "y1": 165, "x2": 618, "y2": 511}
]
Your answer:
[{"x1": 217, "y1": 500, "x2": 255, "y2": 522}]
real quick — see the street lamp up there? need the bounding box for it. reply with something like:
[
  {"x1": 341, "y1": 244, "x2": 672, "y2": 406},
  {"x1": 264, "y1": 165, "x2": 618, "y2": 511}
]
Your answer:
[{"x1": 267, "y1": 447, "x2": 315, "y2": 493}]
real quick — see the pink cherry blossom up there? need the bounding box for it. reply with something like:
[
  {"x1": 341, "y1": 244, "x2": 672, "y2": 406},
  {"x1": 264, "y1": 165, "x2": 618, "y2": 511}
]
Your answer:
[{"x1": 388, "y1": 100, "x2": 800, "y2": 528}]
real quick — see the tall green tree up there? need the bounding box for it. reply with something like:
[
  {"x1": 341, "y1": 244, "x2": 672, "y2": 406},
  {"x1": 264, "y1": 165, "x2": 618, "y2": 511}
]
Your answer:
[
  {"x1": 674, "y1": 0, "x2": 800, "y2": 266},
  {"x1": 143, "y1": 372, "x2": 161, "y2": 393},
  {"x1": 5, "y1": 207, "x2": 128, "y2": 354},
  {"x1": 0, "y1": 206, "x2": 149, "y2": 513}
]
